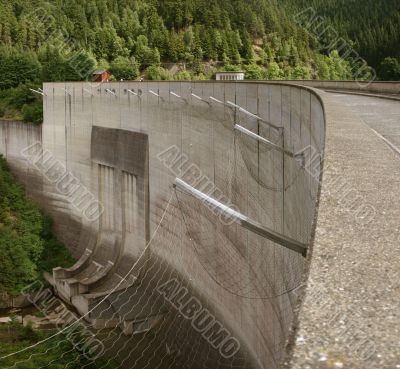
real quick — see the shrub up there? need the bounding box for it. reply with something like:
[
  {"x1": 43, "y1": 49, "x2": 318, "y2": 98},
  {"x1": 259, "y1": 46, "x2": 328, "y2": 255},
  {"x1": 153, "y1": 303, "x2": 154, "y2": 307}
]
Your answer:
[
  {"x1": 8, "y1": 84, "x2": 36, "y2": 110},
  {"x1": 266, "y1": 62, "x2": 284, "y2": 80},
  {"x1": 292, "y1": 66, "x2": 312, "y2": 80},
  {"x1": 145, "y1": 65, "x2": 162, "y2": 80},
  {"x1": 192, "y1": 73, "x2": 207, "y2": 80},
  {"x1": 221, "y1": 63, "x2": 242, "y2": 72},
  {"x1": 109, "y1": 56, "x2": 140, "y2": 80},
  {"x1": 244, "y1": 63, "x2": 265, "y2": 80},
  {"x1": 159, "y1": 68, "x2": 173, "y2": 80},
  {"x1": 174, "y1": 70, "x2": 192, "y2": 81},
  {"x1": 22, "y1": 102, "x2": 43, "y2": 125},
  {"x1": 379, "y1": 57, "x2": 400, "y2": 80},
  {"x1": 0, "y1": 47, "x2": 41, "y2": 89}
]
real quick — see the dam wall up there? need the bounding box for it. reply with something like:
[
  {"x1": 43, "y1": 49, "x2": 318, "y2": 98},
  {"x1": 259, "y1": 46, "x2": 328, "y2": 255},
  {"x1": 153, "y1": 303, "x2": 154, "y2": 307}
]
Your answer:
[
  {"x1": 0, "y1": 121, "x2": 86, "y2": 254},
  {"x1": 0, "y1": 120, "x2": 44, "y2": 216},
  {"x1": 0, "y1": 120, "x2": 42, "y2": 180},
  {"x1": 0, "y1": 81, "x2": 326, "y2": 369}
]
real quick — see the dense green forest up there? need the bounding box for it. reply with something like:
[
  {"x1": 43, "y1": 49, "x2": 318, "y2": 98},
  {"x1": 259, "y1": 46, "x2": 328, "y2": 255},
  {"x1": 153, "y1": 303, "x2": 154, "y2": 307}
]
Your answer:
[
  {"x1": 0, "y1": 0, "x2": 398, "y2": 122},
  {"x1": 0, "y1": 155, "x2": 75, "y2": 296},
  {"x1": 283, "y1": 0, "x2": 400, "y2": 79},
  {"x1": 0, "y1": 0, "x2": 355, "y2": 83},
  {"x1": 0, "y1": 319, "x2": 118, "y2": 369}
]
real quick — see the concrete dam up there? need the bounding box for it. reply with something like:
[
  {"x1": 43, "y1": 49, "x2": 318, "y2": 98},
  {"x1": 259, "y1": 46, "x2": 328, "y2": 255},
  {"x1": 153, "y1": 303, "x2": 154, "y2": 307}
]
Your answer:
[{"x1": 5, "y1": 80, "x2": 392, "y2": 369}]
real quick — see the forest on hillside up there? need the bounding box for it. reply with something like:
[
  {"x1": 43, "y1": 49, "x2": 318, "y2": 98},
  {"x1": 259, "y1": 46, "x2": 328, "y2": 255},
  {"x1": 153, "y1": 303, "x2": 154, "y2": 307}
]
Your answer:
[
  {"x1": 0, "y1": 0, "x2": 398, "y2": 123},
  {"x1": 0, "y1": 156, "x2": 75, "y2": 296},
  {"x1": 0, "y1": 0, "x2": 357, "y2": 83},
  {"x1": 282, "y1": 0, "x2": 400, "y2": 79}
]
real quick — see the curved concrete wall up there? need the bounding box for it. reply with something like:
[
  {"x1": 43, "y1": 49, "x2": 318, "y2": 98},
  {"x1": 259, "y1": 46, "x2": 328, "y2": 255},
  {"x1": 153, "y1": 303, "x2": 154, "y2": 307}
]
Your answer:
[{"x1": 0, "y1": 82, "x2": 326, "y2": 369}]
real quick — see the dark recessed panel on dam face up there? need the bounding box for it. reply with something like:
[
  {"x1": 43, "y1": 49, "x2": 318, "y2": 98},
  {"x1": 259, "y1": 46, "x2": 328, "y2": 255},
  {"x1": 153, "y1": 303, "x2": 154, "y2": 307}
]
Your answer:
[{"x1": 91, "y1": 126, "x2": 148, "y2": 177}]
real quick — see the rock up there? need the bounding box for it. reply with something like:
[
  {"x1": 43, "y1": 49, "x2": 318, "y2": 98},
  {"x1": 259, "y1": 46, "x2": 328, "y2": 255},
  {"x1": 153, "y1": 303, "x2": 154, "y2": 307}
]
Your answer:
[{"x1": 0, "y1": 315, "x2": 22, "y2": 324}]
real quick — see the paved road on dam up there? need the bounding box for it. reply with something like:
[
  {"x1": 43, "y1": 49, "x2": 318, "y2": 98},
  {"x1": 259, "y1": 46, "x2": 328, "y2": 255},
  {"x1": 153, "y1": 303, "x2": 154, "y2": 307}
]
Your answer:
[
  {"x1": 290, "y1": 91, "x2": 400, "y2": 369},
  {"x1": 329, "y1": 93, "x2": 400, "y2": 155}
]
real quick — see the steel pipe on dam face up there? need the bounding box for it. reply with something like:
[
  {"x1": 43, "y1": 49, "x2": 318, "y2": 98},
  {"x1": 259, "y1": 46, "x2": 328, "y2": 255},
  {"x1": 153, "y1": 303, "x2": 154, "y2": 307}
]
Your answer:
[{"x1": 0, "y1": 81, "x2": 326, "y2": 369}]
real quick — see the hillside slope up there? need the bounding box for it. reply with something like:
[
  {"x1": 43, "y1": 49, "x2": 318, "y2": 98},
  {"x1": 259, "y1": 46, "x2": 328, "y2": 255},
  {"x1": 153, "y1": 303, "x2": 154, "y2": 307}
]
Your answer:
[
  {"x1": 0, "y1": 0, "x2": 356, "y2": 81},
  {"x1": 0, "y1": 0, "x2": 391, "y2": 122},
  {"x1": 0, "y1": 0, "x2": 313, "y2": 65},
  {"x1": 282, "y1": 0, "x2": 400, "y2": 77}
]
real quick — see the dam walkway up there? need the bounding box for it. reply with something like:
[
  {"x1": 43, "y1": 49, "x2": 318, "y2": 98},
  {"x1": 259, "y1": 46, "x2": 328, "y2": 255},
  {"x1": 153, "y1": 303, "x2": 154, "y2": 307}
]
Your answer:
[{"x1": 289, "y1": 91, "x2": 400, "y2": 369}]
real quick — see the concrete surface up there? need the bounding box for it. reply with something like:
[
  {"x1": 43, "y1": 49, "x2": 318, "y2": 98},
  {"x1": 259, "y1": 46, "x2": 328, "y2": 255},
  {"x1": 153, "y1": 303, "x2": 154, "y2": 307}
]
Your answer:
[
  {"x1": 323, "y1": 90, "x2": 400, "y2": 102},
  {"x1": 332, "y1": 93, "x2": 400, "y2": 150},
  {"x1": 287, "y1": 92, "x2": 400, "y2": 369},
  {"x1": 2, "y1": 82, "x2": 398, "y2": 369},
  {"x1": 283, "y1": 80, "x2": 400, "y2": 96},
  {"x1": 0, "y1": 82, "x2": 325, "y2": 369}
]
